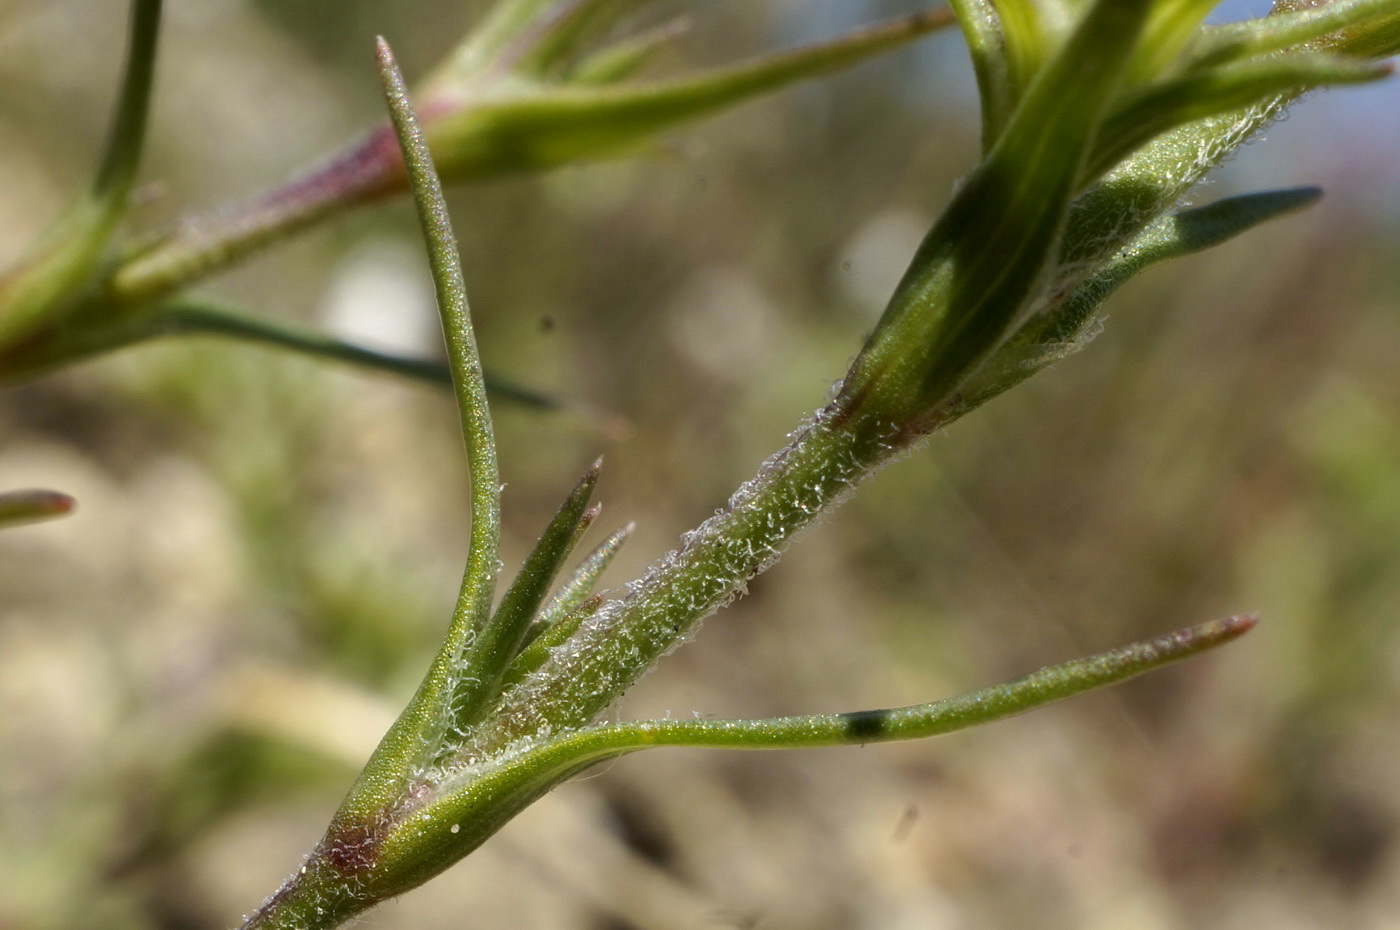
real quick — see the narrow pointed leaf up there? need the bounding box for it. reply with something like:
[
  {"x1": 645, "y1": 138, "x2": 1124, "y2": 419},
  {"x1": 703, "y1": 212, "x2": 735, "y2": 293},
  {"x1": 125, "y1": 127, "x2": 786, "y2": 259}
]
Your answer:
[
  {"x1": 1039, "y1": 186, "x2": 1323, "y2": 348},
  {"x1": 0, "y1": 489, "x2": 77, "y2": 528},
  {"x1": 92, "y1": 0, "x2": 163, "y2": 207},
  {"x1": 1130, "y1": 0, "x2": 1220, "y2": 81},
  {"x1": 994, "y1": 0, "x2": 1051, "y2": 104},
  {"x1": 440, "y1": 0, "x2": 570, "y2": 79},
  {"x1": 534, "y1": 520, "x2": 632, "y2": 630},
  {"x1": 339, "y1": 38, "x2": 502, "y2": 817},
  {"x1": 577, "y1": 615, "x2": 1258, "y2": 751},
  {"x1": 424, "y1": 10, "x2": 954, "y2": 177},
  {"x1": 501, "y1": 518, "x2": 630, "y2": 682},
  {"x1": 451, "y1": 462, "x2": 601, "y2": 726},
  {"x1": 391, "y1": 615, "x2": 1256, "y2": 887}
]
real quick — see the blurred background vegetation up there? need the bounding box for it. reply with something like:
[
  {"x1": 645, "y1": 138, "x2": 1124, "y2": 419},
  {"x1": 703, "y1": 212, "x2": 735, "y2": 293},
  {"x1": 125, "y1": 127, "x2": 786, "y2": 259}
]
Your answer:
[{"x1": 3, "y1": 1, "x2": 1400, "y2": 927}]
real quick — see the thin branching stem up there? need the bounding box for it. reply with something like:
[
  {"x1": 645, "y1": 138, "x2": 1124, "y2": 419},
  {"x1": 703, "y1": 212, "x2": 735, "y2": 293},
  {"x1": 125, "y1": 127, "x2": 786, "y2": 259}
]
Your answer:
[{"x1": 153, "y1": 300, "x2": 557, "y2": 408}]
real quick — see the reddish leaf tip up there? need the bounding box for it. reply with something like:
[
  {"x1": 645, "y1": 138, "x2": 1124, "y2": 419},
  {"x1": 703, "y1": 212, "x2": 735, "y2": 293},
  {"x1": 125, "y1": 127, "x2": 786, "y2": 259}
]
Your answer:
[
  {"x1": 1220, "y1": 613, "x2": 1259, "y2": 637},
  {"x1": 1183, "y1": 613, "x2": 1258, "y2": 652},
  {"x1": 374, "y1": 36, "x2": 397, "y2": 73}
]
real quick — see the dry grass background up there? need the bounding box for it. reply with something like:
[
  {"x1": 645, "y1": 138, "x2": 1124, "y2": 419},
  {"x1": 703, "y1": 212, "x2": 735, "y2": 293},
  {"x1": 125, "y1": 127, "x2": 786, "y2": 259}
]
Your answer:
[{"x1": 4, "y1": 2, "x2": 1400, "y2": 928}]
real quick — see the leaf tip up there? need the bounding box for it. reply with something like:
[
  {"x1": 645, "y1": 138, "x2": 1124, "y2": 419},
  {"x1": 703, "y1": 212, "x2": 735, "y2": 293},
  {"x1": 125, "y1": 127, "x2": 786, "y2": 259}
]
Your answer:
[
  {"x1": 1289, "y1": 185, "x2": 1325, "y2": 208},
  {"x1": 573, "y1": 460, "x2": 603, "y2": 501},
  {"x1": 1185, "y1": 613, "x2": 1258, "y2": 652},
  {"x1": 1222, "y1": 612, "x2": 1259, "y2": 637}
]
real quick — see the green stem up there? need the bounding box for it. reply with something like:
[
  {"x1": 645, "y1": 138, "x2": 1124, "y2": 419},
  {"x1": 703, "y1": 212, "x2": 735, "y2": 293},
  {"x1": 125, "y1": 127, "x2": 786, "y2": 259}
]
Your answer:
[
  {"x1": 237, "y1": 859, "x2": 366, "y2": 930},
  {"x1": 0, "y1": 0, "x2": 162, "y2": 344},
  {"x1": 109, "y1": 10, "x2": 951, "y2": 306},
  {"x1": 92, "y1": 0, "x2": 163, "y2": 207},
  {"x1": 109, "y1": 126, "x2": 404, "y2": 306}
]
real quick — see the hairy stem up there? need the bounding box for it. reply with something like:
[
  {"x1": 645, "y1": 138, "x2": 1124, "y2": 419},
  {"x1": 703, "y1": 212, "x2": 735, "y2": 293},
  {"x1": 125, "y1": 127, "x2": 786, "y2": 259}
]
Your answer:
[{"x1": 473, "y1": 400, "x2": 904, "y2": 752}]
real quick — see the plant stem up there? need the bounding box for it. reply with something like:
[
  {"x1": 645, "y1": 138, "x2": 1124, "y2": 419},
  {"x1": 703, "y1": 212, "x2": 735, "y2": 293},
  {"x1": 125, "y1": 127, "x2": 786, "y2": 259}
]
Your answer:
[
  {"x1": 155, "y1": 301, "x2": 557, "y2": 408},
  {"x1": 237, "y1": 859, "x2": 365, "y2": 930},
  {"x1": 110, "y1": 126, "x2": 407, "y2": 306},
  {"x1": 107, "y1": 10, "x2": 952, "y2": 307},
  {"x1": 0, "y1": 0, "x2": 162, "y2": 344},
  {"x1": 92, "y1": 0, "x2": 163, "y2": 208}
]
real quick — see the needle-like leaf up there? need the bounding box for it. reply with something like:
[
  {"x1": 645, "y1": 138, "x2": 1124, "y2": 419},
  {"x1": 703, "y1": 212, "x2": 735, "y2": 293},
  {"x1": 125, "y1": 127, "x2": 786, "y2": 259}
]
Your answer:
[
  {"x1": 451, "y1": 462, "x2": 602, "y2": 727},
  {"x1": 423, "y1": 10, "x2": 955, "y2": 178},
  {"x1": 501, "y1": 0, "x2": 655, "y2": 77},
  {"x1": 413, "y1": 616, "x2": 1257, "y2": 849},
  {"x1": 948, "y1": 0, "x2": 1014, "y2": 150},
  {"x1": 336, "y1": 38, "x2": 503, "y2": 816},
  {"x1": 92, "y1": 0, "x2": 163, "y2": 210},
  {"x1": 151, "y1": 300, "x2": 559, "y2": 409},
  {"x1": 586, "y1": 615, "x2": 1257, "y2": 751},
  {"x1": 534, "y1": 520, "x2": 633, "y2": 631}
]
